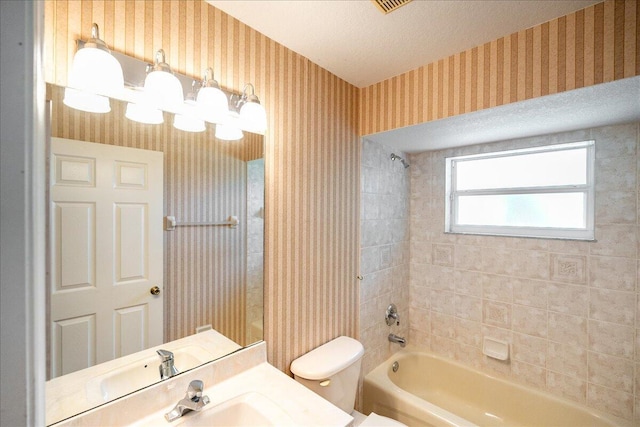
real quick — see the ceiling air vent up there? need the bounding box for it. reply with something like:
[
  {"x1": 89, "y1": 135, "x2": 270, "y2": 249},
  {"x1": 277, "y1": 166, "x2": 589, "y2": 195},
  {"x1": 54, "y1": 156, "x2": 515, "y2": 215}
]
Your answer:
[{"x1": 371, "y1": 0, "x2": 413, "y2": 14}]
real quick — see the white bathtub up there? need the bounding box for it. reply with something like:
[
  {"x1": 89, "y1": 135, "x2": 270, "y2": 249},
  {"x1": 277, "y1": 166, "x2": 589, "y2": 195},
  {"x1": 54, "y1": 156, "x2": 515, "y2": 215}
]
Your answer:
[{"x1": 363, "y1": 348, "x2": 630, "y2": 427}]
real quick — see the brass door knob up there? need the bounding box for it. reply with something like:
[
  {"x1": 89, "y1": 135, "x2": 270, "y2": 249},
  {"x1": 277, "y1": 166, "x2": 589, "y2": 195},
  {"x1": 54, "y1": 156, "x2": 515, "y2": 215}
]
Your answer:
[{"x1": 150, "y1": 286, "x2": 161, "y2": 296}]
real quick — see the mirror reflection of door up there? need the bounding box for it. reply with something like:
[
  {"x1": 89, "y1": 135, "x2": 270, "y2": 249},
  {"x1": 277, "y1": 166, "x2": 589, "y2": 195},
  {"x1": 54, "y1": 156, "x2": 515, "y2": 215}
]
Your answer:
[{"x1": 48, "y1": 137, "x2": 163, "y2": 377}]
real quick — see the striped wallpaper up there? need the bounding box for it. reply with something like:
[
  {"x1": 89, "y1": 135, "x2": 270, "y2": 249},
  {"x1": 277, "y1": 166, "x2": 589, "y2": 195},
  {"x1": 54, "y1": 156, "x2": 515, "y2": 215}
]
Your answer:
[
  {"x1": 44, "y1": 0, "x2": 361, "y2": 374},
  {"x1": 48, "y1": 83, "x2": 263, "y2": 347},
  {"x1": 359, "y1": 0, "x2": 640, "y2": 136}
]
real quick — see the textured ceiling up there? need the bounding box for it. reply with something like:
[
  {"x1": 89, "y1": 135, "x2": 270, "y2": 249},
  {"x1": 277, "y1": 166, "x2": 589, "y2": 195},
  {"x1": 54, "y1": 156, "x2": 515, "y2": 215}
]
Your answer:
[{"x1": 207, "y1": 0, "x2": 600, "y2": 88}]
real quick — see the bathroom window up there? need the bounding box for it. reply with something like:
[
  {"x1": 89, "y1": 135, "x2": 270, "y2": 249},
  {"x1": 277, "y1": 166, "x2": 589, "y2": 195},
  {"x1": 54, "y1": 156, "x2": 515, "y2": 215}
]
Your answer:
[{"x1": 445, "y1": 141, "x2": 595, "y2": 240}]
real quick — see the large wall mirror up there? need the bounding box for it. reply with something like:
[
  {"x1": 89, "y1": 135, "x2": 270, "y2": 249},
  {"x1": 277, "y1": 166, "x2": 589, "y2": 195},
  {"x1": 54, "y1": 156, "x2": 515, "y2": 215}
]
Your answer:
[{"x1": 45, "y1": 83, "x2": 264, "y2": 424}]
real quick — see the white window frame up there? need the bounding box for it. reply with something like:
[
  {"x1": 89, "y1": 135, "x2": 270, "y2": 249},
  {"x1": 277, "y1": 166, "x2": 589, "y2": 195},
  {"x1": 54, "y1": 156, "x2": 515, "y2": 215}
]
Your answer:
[{"x1": 445, "y1": 141, "x2": 595, "y2": 240}]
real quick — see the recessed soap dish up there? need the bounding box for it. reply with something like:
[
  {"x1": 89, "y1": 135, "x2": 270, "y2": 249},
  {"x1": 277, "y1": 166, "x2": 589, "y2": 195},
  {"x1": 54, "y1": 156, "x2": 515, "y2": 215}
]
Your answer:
[{"x1": 483, "y1": 337, "x2": 509, "y2": 361}]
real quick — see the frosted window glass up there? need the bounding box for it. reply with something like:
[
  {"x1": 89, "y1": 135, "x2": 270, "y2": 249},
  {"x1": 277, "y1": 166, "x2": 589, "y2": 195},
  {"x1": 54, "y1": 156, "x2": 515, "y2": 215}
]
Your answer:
[
  {"x1": 457, "y1": 193, "x2": 586, "y2": 228},
  {"x1": 446, "y1": 141, "x2": 594, "y2": 240},
  {"x1": 456, "y1": 148, "x2": 587, "y2": 191}
]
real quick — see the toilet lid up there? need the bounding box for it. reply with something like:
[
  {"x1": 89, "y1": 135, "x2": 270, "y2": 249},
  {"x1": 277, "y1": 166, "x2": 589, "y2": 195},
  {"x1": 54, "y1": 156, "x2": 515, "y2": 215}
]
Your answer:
[
  {"x1": 290, "y1": 336, "x2": 364, "y2": 380},
  {"x1": 359, "y1": 412, "x2": 408, "y2": 427}
]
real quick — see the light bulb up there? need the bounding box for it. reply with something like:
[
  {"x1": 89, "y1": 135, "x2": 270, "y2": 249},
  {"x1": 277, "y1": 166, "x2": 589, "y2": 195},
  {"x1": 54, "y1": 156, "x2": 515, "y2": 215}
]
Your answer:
[
  {"x1": 125, "y1": 102, "x2": 164, "y2": 124},
  {"x1": 63, "y1": 87, "x2": 111, "y2": 113},
  {"x1": 215, "y1": 113, "x2": 243, "y2": 141},
  {"x1": 173, "y1": 101, "x2": 206, "y2": 132}
]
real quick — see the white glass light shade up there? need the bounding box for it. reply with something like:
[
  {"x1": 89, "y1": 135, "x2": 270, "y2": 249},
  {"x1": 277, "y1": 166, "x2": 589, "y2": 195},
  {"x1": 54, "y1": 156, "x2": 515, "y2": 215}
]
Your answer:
[
  {"x1": 172, "y1": 101, "x2": 205, "y2": 132},
  {"x1": 215, "y1": 119, "x2": 244, "y2": 141},
  {"x1": 125, "y1": 102, "x2": 164, "y2": 124},
  {"x1": 67, "y1": 47, "x2": 124, "y2": 98},
  {"x1": 196, "y1": 86, "x2": 229, "y2": 124},
  {"x1": 173, "y1": 112, "x2": 206, "y2": 133},
  {"x1": 63, "y1": 87, "x2": 110, "y2": 113},
  {"x1": 239, "y1": 101, "x2": 267, "y2": 135},
  {"x1": 143, "y1": 70, "x2": 184, "y2": 112}
]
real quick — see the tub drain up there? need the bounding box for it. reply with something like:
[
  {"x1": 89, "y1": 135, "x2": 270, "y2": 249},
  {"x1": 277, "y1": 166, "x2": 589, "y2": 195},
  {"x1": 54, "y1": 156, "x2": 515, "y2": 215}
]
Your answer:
[{"x1": 392, "y1": 361, "x2": 399, "y2": 372}]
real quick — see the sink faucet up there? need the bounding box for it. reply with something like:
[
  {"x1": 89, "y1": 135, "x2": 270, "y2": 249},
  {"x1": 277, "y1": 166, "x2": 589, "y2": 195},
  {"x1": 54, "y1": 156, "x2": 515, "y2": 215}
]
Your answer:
[
  {"x1": 165, "y1": 380, "x2": 211, "y2": 422},
  {"x1": 388, "y1": 333, "x2": 406, "y2": 347},
  {"x1": 157, "y1": 349, "x2": 179, "y2": 380}
]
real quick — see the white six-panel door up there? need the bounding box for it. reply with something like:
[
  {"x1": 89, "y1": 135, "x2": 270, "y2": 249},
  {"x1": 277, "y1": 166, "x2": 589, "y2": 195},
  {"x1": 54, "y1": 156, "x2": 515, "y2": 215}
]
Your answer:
[{"x1": 49, "y1": 137, "x2": 163, "y2": 377}]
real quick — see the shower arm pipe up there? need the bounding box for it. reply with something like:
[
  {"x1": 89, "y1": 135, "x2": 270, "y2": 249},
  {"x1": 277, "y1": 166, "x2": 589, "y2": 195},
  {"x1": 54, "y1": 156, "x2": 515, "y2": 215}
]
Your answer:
[{"x1": 390, "y1": 153, "x2": 410, "y2": 168}]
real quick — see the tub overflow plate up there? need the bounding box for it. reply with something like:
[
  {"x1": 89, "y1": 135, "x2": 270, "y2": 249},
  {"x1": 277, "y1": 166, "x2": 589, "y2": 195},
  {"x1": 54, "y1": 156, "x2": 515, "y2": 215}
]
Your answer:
[{"x1": 392, "y1": 361, "x2": 399, "y2": 373}]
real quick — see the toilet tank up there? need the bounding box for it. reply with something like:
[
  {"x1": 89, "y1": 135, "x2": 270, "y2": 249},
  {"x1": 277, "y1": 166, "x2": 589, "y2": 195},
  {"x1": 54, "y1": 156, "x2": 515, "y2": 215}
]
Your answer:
[{"x1": 290, "y1": 336, "x2": 364, "y2": 414}]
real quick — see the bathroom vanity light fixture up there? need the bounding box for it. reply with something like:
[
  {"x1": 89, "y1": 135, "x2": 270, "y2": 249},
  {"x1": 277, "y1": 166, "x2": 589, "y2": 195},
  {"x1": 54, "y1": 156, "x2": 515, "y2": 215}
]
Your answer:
[
  {"x1": 64, "y1": 30, "x2": 267, "y2": 138},
  {"x1": 63, "y1": 23, "x2": 124, "y2": 113}
]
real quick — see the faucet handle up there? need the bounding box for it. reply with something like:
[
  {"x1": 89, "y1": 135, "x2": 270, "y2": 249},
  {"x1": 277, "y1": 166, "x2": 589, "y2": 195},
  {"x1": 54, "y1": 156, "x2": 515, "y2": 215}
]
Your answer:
[
  {"x1": 186, "y1": 380, "x2": 210, "y2": 406},
  {"x1": 186, "y1": 380, "x2": 205, "y2": 401},
  {"x1": 385, "y1": 303, "x2": 400, "y2": 326},
  {"x1": 157, "y1": 349, "x2": 174, "y2": 362}
]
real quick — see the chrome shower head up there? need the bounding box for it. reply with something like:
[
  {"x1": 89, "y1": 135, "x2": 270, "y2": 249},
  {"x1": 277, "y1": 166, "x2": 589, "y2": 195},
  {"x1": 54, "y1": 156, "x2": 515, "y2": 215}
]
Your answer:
[{"x1": 390, "y1": 153, "x2": 410, "y2": 168}]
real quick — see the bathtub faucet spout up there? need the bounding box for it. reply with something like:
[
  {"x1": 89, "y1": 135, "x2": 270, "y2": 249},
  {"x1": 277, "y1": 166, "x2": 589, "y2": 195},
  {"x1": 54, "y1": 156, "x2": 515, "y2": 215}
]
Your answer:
[{"x1": 388, "y1": 333, "x2": 406, "y2": 347}]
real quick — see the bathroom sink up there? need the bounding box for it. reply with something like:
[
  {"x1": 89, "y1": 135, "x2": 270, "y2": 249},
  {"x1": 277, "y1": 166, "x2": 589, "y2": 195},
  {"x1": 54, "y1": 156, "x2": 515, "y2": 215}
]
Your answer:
[
  {"x1": 91, "y1": 345, "x2": 214, "y2": 401},
  {"x1": 172, "y1": 392, "x2": 295, "y2": 426},
  {"x1": 61, "y1": 343, "x2": 353, "y2": 427}
]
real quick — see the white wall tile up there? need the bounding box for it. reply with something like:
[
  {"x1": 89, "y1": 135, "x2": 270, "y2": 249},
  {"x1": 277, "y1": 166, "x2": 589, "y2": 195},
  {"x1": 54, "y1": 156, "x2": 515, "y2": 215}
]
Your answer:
[
  {"x1": 511, "y1": 360, "x2": 546, "y2": 388},
  {"x1": 454, "y1": 294, "x2": 482, "y2": 322},
  {"x1": 512, "y1": 332, "x2": 547, "y2": 367},
  {"x1": 481, "y1": 274, "x2": 514, "y2": 303},
  {"x1": 512, "y1": 279, "x2": 548, "y2": 309},
  {"x1": 547, "y1": 341, "x2": 588, "y2": 379},
  {"x1": 547, "y1": 283, "x2": 589, "y2": 317},
  {"x1": 589, "y1": 288, "x2": 636, "y2": 326},
  {"x1": 589, "y1": 256, "x2": 637, "y2": 291},
  {"x1": 587, "y1": 384, "x2": 633, "y2": 419},
  {"x1": 588, "y1": 319, "x2": 635, "y2": 359},
  {"x1": 547, "y1": 371, "x2": 587, "y2": 403},
  {"x1": 588, "y1": 352, "x2": 634, "y2": 393},
  {"x1": 548, "y1": 312, "x2": 588, "y2": 348},
  {"x1": 512, "y1": 305, "x2": 548, "y2": 338}
]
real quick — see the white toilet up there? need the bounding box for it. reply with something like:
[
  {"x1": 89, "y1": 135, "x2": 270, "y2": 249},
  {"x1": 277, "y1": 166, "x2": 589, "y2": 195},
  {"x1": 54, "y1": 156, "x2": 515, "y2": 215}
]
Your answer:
[{"x1": 290, "y1": 336, "x2": 407, "y2": 427}]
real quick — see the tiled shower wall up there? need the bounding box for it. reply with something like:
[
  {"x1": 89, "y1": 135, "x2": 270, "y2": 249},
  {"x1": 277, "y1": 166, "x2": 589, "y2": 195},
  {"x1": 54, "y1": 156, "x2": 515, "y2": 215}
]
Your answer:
[
  {"x1": 360, "y1": 140, "x2": 410, "y2": 377},
  {"x1": 409, "y1": 122, "x2": 640, "y2": 422},
  {"x1": 246, "y1": 159, "x2": 265, "y2": 343}
]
